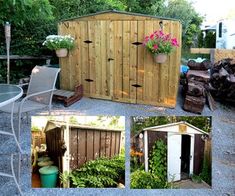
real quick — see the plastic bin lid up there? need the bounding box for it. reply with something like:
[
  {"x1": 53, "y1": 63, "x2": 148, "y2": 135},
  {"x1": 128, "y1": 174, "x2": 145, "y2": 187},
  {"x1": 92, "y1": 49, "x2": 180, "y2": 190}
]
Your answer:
[
  {"x1": 38, "y1": 160, "x2": 54, "y2": 167},
  {"x1": 37, "y1": 156, "x2": 51, "y2": 162},
  {"x1": 39, "y1": 166, "x2": 59, "y2": 175}
]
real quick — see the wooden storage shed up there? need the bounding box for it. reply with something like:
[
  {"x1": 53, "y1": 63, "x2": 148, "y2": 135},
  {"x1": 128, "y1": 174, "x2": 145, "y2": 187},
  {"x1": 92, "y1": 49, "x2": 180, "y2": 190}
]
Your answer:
[
  {"x1": 44, "y1": 120, "x2": 123, "y2": 174},
  {"x1": 138, "y1": 121, "x2": 209, "y2": 182},
  {"x1": 58, "y1": 10, "x2": 182, "y2": 108}
]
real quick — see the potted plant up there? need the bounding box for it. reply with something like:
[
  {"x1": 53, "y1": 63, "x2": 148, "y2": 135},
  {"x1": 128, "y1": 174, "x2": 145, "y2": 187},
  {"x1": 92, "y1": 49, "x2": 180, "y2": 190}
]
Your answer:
[
  {"x1": 43, "y1": 35, "x2": 75, "y2": 57},
  {"x1": 143, "y1": 30, "x2": 179, "y2": 63}
]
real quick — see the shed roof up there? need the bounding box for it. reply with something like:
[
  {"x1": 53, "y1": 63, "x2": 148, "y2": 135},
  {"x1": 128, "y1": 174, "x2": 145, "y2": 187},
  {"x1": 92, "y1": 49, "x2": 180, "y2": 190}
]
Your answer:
[
  {"x1": 60, "y1": 10, "x2": 180, "y2": 22},
  {"x1": 143, "y1": 121, "x2": 209, "y2": 135},
  {"x1": 44, "y1": 120, "x2": 124, "y2": 132}
]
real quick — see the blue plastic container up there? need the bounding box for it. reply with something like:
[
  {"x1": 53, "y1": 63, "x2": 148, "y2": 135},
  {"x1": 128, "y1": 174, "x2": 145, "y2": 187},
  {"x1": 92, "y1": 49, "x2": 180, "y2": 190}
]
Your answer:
[{"x1": 39, "y1": 166, "x2": 58, "y2": 188}]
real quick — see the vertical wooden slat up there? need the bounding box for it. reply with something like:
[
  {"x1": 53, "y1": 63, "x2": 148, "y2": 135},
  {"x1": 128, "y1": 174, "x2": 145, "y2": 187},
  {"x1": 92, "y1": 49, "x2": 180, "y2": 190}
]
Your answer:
[
  {"x1": 100, "y1": 131, "x2": 106, "y2": 157},
  {"x1": 129, "y1": 21, "x2": 138, "y2": 103},
  {"x1": 100, "y1": 21, "x2": 108, "y2": 97},
  {"x1": 111, "y1": 131, "x2": 116, "y2": 156},
  {"x1": 115, "y1": 132, "x2": 120, "y2": 155},
  {"x1": 68, "y1": 21, "x2": 76, "y2": 90},
  {"x1": 80, "y1": 21, "x2": 90, "y2": 95},
  {"x1": 88, "y1": 21, "x2": 96, "y2": 96},
  {"x1": 94, "y1": 21, "x2": 102, "y2": 96},
  {"x1": 69, "y1": 128, "x2": 78, "y2": 170},
  {"x1": 105, "y1": 132, "x2": 111, "y2": 157},
  {"x1": 77, "y1": 130, "x2": 86, "y2": 168},
  {"x1": 108, "y1": 20, "x2": 114, "y2": 99},
  {"x1": 137, "y1": 20, "x2": 145, "y2": 103},
  {"x1": 58, "y1": 22, "x2": 70, "y2": 90},
  {"x1": 113, "y1": 21, "x2": 123, "y2": 100},
  {"x1": 76, "y1": 21, "x2": 82, "y2": 87},
  {"x1": 93, "y1": 130, "x2": 100, "y2": 159},
  {"x1": 143, "y1": 20, "x2": 154, "y2": 103},
  {"x1": 122, "y1": 21, "x2": 131, "y2": 99},
  {"x1": 86, "y1": 130, "x2": 94, "y2": 161}
]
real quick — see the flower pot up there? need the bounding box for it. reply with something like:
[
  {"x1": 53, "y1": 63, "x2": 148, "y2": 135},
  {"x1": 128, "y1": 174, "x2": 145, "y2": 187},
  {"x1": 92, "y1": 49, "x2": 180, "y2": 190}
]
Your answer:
[
  {"x1": 154, "y1": 53, "x2": 167, "y2": 64},
  {"x1": 56, "y1": 48, "x2": 68, "y2": 57}
]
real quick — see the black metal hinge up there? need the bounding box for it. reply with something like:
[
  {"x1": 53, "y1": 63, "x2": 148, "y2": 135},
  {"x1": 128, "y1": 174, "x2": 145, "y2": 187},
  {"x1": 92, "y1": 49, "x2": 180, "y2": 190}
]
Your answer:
[
  {"x1": 132, "y1": 42, "x2": 143, "y2": 46},
  {"x1": 85, "y1": 79, "x2": 94, "y2": 82},
  {"x1": 84, "y1": 40, "x2": 92, "y2": 44},
  {"x1": 132, "y1": 84, "x2": 142, "y2": 88}
]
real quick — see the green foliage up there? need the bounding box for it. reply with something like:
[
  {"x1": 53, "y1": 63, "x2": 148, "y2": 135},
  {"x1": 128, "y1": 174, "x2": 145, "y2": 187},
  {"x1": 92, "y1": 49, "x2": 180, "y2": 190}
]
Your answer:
[
  {"x1": 160, "y1": 0, "x2": 203, "y2": 49},
  {"x1": 191, "y1": 174, "x2": 202, "y2": 183},
  {"x1": 31, "y1": 125, "x2": 41, "y2": 132},
  {"x1": 69, "y1": 155, "x2": 125, "y2": 188},
  {"x1": 125, "y1": 0, "x2": 164, "y2": 15},
  {"x1": 149, "y1": 139, "x2": 167, "y2": 183},
  {"x1": 199, "y1": 154, "x2": 211, "y2": 185},
  {"x1": 130, "y1": 170, "x2": 166, "y2": 189}
]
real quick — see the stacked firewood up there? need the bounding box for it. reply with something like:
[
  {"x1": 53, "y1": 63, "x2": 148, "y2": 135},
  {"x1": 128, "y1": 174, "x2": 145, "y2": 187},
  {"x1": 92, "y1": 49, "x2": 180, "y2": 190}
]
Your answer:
[
  {"x1": 210, "y1": 58, "x2": 235, "y2": 102},
  {"x1": 183, "y1": 60, "x2": 212, "y2": 114}
]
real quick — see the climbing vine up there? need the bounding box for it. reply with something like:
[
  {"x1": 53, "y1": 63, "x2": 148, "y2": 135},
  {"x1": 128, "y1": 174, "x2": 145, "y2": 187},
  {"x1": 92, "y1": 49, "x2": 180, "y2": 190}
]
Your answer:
[{"x1": 149, "y1": 139, "x2": 167, "y2": 183}]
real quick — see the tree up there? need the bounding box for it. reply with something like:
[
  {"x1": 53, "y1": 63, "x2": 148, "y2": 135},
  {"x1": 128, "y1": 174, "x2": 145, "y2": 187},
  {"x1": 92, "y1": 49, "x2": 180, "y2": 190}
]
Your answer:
[
  {"x1": 123, "y1": 0, "x2": 164, "y2": 15},
  {"x1": 0, "y1": 0, "x2": 55, "y2": 82},
  {"x1": 159, "y1": 0, "x2": 203, "y2": 49}
]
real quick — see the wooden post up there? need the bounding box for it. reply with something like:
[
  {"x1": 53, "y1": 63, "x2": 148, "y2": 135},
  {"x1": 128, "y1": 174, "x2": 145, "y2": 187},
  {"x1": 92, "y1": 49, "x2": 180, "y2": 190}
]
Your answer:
[
  {"x1": 5, "y1": 22, "x2": 11, "y2": 84},
  {"x1": 144, "y1": 130, "x2": 148, "y2": 172}
]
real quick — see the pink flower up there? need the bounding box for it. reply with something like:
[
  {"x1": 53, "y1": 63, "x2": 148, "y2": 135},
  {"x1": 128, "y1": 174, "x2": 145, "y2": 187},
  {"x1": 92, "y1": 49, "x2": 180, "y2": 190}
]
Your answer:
[
  {"x1": 145, "y1": 36, "x2": 150, "y2": 41},
  {"x1": 153, "y1": 44, "x2": 158, "y2": 50},
  {"x1": 159, "y1": 30, "x2": 164, "y2": 37},
  {"x1": 171, "y1": 38, "x2": 179, "y2": 46},
  {"x1": 150, "y1": 33, "x2": 155, "y2": 40}
]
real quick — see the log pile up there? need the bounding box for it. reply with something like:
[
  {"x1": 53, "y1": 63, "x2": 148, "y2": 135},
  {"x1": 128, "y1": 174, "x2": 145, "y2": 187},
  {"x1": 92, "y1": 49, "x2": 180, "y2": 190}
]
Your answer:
[
  {"x1": 210, "y1": 58, "x2": 235, "y2": 102},
  {"x1": 183, "y1": 60, "x2": 212, "y2": 114}
]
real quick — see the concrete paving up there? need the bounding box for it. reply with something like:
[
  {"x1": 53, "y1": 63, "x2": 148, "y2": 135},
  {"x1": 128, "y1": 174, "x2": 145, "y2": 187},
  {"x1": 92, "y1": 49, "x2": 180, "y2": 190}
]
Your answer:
[{"x1": 174, "y1": 179, "x2": 211, "y2": 189}]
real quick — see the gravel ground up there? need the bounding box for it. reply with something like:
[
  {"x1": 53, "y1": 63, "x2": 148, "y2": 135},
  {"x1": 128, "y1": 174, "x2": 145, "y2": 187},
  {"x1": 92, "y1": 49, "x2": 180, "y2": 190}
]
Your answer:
[{"x1": 0, "y1": 87, "x2": 234, "y2": 195}]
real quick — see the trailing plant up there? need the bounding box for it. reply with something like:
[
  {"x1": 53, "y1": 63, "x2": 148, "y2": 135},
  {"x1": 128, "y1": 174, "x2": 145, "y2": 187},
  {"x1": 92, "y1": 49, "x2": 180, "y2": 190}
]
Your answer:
[
  {"x1": 69, "y1": 155, "x2": 125, "y2": 188},
  {"x1": 149, "y1": 139, "x2": 167, "y2": 183},
  {"x1": 43, "y1": 35, "x2": 75, "y2": 50},
  {"x1": 130, "y1": 169, "x2": 166, "y2": 189}
]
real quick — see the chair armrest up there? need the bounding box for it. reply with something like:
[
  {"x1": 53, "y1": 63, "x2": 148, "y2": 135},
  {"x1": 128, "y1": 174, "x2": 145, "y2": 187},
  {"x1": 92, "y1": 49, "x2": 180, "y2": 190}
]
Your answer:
[
  {"x1": 18, "y1": 88, "x2": 56, "y2": 114},
  {"x1": 17, "y1": 83, "x2": 29, "y2": 87}
]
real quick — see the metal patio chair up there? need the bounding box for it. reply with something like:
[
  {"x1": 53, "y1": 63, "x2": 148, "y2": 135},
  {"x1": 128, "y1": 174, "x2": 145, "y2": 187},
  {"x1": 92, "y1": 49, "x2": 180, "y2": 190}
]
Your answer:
[
  {"x1": 0, "y1": 154, "x2": 23, "y2": 195},
  {"x1": 0, "y1": 65, "x2": 60, "y2": 152}
]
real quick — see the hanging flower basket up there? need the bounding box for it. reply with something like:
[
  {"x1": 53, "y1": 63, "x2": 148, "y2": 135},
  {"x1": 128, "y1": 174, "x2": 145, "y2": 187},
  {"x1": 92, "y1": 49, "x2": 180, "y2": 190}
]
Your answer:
[
  {"x1": 143, "y1": 30, "x2": 179, "y2": 64},
  {"x1": 154, "y1": 53, "x2": 167, "y2": 64},
  {"x1": 56, "y1": 48, "x2": 68, "y2": 58}
]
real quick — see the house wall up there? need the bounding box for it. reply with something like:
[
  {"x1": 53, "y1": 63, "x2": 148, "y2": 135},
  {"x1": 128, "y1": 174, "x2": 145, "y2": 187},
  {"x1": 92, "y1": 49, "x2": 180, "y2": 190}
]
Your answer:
[{"x1": 58, "y1": 12, "x2": 182, "y2": 108}]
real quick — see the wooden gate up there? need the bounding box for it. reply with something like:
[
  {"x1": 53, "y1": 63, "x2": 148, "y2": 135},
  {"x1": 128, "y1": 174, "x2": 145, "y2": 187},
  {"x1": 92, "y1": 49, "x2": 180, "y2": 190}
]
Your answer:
[{"x1": 58, "y1": 11, "x2": 182, "y2": 107}]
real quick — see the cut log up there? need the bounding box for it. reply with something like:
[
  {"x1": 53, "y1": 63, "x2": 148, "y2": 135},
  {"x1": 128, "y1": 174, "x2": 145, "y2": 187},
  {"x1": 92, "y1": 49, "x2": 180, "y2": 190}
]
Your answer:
[
  {"x1": 219, "y1": 67, "x2": 229, "y2": 78},
  {"x1": 187, "y1": 60, "x2": 212, "y2": 70},
  {"x1": 187, "y1": 82, "x2": 205, "y2": 97},
  {"x1": 183, "y1": 95, "x2": 206, "y2": 114},
  {"x1": 187, "y1": 70, "x2": 210, "y2": 83},
  {"x1": 206, "y1": 90, "x2": 217, "y2": 111}
]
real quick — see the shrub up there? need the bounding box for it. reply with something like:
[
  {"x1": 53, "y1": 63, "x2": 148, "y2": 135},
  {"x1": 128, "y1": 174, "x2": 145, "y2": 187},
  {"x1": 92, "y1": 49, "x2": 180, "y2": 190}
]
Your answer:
[
  {"x1": 130, "y1": 170, "x2": 164, "y2": 189},
  {"x1": 69, "y1": 155, "x2": 125, "y2": 188}
]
